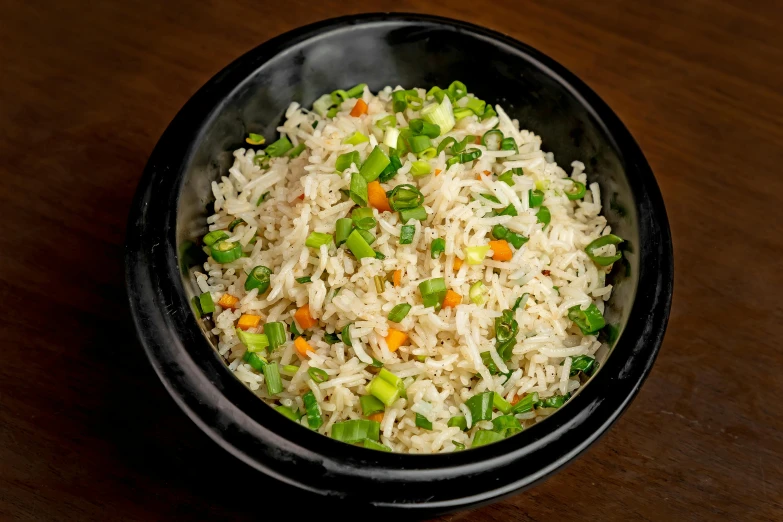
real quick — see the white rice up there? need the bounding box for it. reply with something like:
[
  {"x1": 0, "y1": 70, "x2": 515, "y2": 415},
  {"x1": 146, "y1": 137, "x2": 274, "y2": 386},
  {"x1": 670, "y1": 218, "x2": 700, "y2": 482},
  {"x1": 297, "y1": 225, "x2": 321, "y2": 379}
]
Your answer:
[{"x1": 193, "y1": 85, "x2": 616, "y2": 453}]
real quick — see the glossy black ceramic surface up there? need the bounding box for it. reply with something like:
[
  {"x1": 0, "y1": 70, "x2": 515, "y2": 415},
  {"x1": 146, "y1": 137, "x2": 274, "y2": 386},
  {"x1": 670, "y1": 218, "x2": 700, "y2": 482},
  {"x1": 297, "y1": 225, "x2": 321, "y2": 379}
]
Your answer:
[{"x1": 126, "y1": 13, "x2": 672, "y2": 514}]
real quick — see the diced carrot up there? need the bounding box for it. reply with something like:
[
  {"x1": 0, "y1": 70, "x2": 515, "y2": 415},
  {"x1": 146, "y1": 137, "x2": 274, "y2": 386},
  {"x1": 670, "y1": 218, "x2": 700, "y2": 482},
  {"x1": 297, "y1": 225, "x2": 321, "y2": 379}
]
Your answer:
[
  {"x1": 393, "y1": 269, "x2": 402, "y2": 287},
  {"x1": 297, "y1": 193, "x2": 305, "y2": 200},
  {"x1": 385, "y1": 328, "x2": 408, "y2": 352},
  {"x1": 489, "y1": 239, "x2": 513, "y2": 261},
  {"x1": 217, "y1": 294, "x2": 239, "y2": 309},
  {"x1": 294, "y1": 304, "x2": 318, "y2": 330},
  {"x1": 510, "y1": 394, "x2": 520, "y2": 405},
  {"x1": 435, "y1": 169, "x2": 442, "y2": 176},
  {"x1": 368, "y1": 412, "x2": 384, "y2": 423},
  {"x1": 453, "y1": 258, "x2": 463, "y2": 271},
  {"x1": 237, "y1": 314, "x2": 261, "y2": 330},
  {"x1": 350, "y1": 98, "x2": 368, "y2": 117},
  {"x1": 367, "y1": 180, "x2": 392, "y2": 212},
  {"x1": 442, "y1": 289, "x2": 462, "y2": 308},
  {"x1": 294, "y1": 336, "x2": 314, "y2": 356}
]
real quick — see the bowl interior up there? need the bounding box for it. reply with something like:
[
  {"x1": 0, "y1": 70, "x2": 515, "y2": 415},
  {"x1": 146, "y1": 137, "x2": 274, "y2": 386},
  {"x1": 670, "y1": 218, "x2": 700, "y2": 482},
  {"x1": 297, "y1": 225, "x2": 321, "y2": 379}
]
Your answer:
[{"x1": 130, "y1": 14, "x2": 670, "y2": 509}]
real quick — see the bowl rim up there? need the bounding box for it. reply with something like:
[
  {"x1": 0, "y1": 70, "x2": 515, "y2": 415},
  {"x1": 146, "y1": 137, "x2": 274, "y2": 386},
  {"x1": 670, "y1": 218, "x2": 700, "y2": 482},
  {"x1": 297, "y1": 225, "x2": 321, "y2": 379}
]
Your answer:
[{"x1": 125, "y1": 12, "x2": 673, "y2": 510}]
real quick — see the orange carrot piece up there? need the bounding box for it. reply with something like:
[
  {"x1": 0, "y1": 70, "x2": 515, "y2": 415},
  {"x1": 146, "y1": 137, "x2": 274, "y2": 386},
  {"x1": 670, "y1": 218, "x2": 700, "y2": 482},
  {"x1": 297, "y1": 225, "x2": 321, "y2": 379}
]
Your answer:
[
  {"x1": 367, "y1": 180, "x2": 392, "y2": 212},
  {"x1": 294, "y1": 336, "x2": 314, "y2": 356},
  {"x1": 297, "y1": 193, "x2": 305, "y2": 200},
  {"x1": 237, "y1": 314, "x2": 261, "y2": 330},
  {"x1": 442, "y1": 289, "x2": 462, "y2": 308},
  {"x1": 294, "y1": 304, "x2": 317, "y2": 330},
  {"x1": 510, "y1": 394, "x2": 520, "y2": 405},
  {"x1": 385, "y1": 328, "x2": 408, "y2": 352},
  {"x1": 350, "y1": 98, "x2": 368, "y2": 117},
  {"x1": 368, "y1": 412, "x2": 384, "y2": 423},
  {"x1": 453, "y1": 258, "x2": 463, "y2": 271},
  {"x1": 217, "y1": 294, "x2": 239, "y2": 309},
  {"x1": 393, "y1": 269, "x2": 402, "y2": 287},
  {"x1": 489, "y1": 239, "x2": 513, "y2": 261},
  {"x1": 434, "y1": 169, "x2": 442, "y2": 176}
]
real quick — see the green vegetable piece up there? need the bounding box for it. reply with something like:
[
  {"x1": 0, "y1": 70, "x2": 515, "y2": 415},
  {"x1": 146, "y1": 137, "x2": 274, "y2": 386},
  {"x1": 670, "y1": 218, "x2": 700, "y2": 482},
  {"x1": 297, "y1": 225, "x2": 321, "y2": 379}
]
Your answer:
[
  {"x1": 210, "y1": 240, "x2": 243, "y2": 263},
  {"x1": 360, "y1": 395, "x2": 385, "y2": 416},
  {"x1": 585, "y1": 234, "x2": 624, "y2": 266},
  {"x1": 536, "y1": 206, "x2": 551, "y2": 226},
  {"x1": 418, "y1": 277, "x2": 447, "y2": 309},
  {"x1": 465, "y1": 391, "x2": 494, "y2": 422},
  {"x1": 447, "y1": 416, "x2": 468, "y2": 431},
  {"x1": 266, "y1": 136, "x2": 293, "y2": 157},
  {"x1": 303, "y1": 390, "x2": 323, "y2": 429},
  {"x1": 472, "y1": 430, "x2": 505, "y2": 448},
  {"x1": 430, "y1": 238, "x2": 446, "y2": 259},
  {"x1": 345, "y1": 229, "x2": 376, "y2": 260},
  {"x1": 335, "y1": 151, "x2": 361, "y2": 172},
  {"x1": 399, "y1": 224, "x2": 415, "y2": 245},
  {"x1": 387, "y1": 303, "x2": 412, "y2": 323},
  {"x1": 568, "y1": 303, "x2": 606, "y2": 334},
  {"x1": 415, "y1": 413, "x2": 433, "y2": 430}
]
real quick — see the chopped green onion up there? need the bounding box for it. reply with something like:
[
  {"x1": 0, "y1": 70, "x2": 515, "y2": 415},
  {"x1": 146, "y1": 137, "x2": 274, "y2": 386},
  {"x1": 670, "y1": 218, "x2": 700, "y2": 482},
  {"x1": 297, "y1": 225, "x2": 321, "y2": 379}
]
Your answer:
[
  {"x1": 265, "y1": 321, "x2": 286, "y2": 350},
  {"x1": 275, "y1": 405, "x2": 300, "y2": 421},
  {"x1": 368, "y1": 377, "x2": 400, "y2": 407},
  {"x1": 418, "y1": 277, "x2": 447, "y2": 309},
  {"x1": 313, "y1": 94, "x2": 335, "y2": 117},
  {"x1": 203, "y1": 230, "x2": 229, "y2": 246},
  {"x1": 492, "y1": 415, "x2": 522, "y2": 437},
  {"x1": 263, "y1": 362, "x2": 283, "y2": 395},
  {"x1": 498, "y1": 204, "x2": 518, "y2": 217},
  {"x1": 326, "y1": 106, "x2": 339, "y2": 118},
  {"x1": 387, "y1": 184, "x2": 424, "y2": 211},
  {"x1": 492, "y1": 225, "x2": 508, "y2": 240},
  {"x1": 237, "y1": 328, "x2": 270, "y2": 353},
  {"x1": 568, "y1": 303, "x2": 605, "y2": 334},
  {"x1": 446, "y1": 149, "x2": 482, "y2": 167},
  {"x1": 465, "y1": 97, "x2": 486, "y2": 115},
  {"x1": 466, "y1": 391, "x2": 494, "y2": 422},
  {"x1": 383, "y1": 126, "x2": 400, "y2": 148},
  {"x1": 335, "y1": 218, "x2": 353, "y2": 246},
  {"x1": 374, "y1": 275, "x2": 385, "y2": 293},
  {"x1": 375, "y1": 114, "x2": 397, "y2": 129},
  {"x1": 408, "y1": 135, "x2": 432, "y2": 153},
  {"x1": 308, "y1": 367, "x2": 329, "y2": 383},
  {"x1": 198, "y1": 292, "x2": 215, "y2": 314},
  {"x1": 480, "y1": 351, "x2": 501, "y2": 375},
  {"x1": 358, "y1": 229, "x2": 376, "y2": 245},
  {"x1": 362, "y1": 439, "x2": 392, "y2": 452},
  {"x1": 415, "y1": 413, "x2": 433, "y2": 430},
  {"x1": 331, "y1": 89, "x2": 349, "y2": 105},
  {"x1": 341, "y1": 323, "x2": 353, "y2": 347},
  {"x1": 303, "y1": 390, "x2": 323, "y2": 429},
  {"x1": 483, "y1": 105, "x2": 497, "y2": 120},
  {"x1": 351, "y1": 207, "x2": 376, "y2": 230},
  {"x1": 399, "y1": 225, "x2": 415, "y2": 245},
  {"x1": 479, "y1": 193, "x2": 500, "y2": 204},
  {"x1": 431, "y1": 238, "x2": 446, "y2": 259},
  {"x1": 399, "y1": 206, "x2": 427, "y2": 223},
  {"x1": 493, "y1": 393, "x2": 512, "y2": 414},
  {"x1": 228, "y1": 218, "x2": 245, "y2": 232},
  {"x1": 566, "y1": 179, "x2": 587, "y2": 200},
  {"x1": 242, "y1": 350, "x2": 267, "y2": 371},
  {"x1": 256, "y1": 191, "x2": 270, "y2": 206},
  {"x1": 359, "y1": 146, "x2": 390, "y2": 183},
  {"x1": 342, "y1": 131, "x2": 369, "y2": 145},
  {"x1": 420, "y1": 95, "x2": 455, "y2": 134},
  {"x1": 536, "y1": 206, "x2": 551, "y2": 226},
  {"x1": 497, "y1": 171, "x2": 514, "y2": 186},
  {"x1": 606, "y1": 323, "x2": 620, "y2": 347},
  {"x1": 210, "y1": 240, "x2": 243, "y2": 263},
  {"x1": 585, "y1": 234, "x2": 624, "y2": 265},
  {"x1": 506, "y1": 231, "x2": 528, "y2": 249},
  {"x1": 370, "y1": 357, "x2": 383, "y2": 368},
  {"x1": 246, "y1": 133, "x2": 265, "y2": 145},
  {"x1": 396, "y1": 127, "x2": 412, "y2": 154},
  {"x1": 410, "y1": 161, "x2": 431, "y2": 177},
  {"x1": 295, "y1": 276, "x2": 312, "y2": 284},
  {"x1": 452, "y1": 440, "x2": 466, "y2": 450},
  {"x1": 536, "y1": 393, "x2": 571, "y2": 409},
  {"x1": 345, "y1": 229, "x2": 376, "y2": 259},
  {"x1": 529, "y1": 189, "x2": 544, "y2": 207},
  {"x1": 500, "y1": 137, "x2": 518, "y2": 154},
  {"x1": 331, "y1": 419, "x2": 380, "y2": 443},
  {"x1": 535, "y1": 179, "x2": 550, "y2": 191},
  {"x1": 324, "y1": 332, "x2": 340, "y2": 345},
  {"x1": 350, "y1": 171, "x2": 368, "y2": 206},
  {"x1": 437, "y1": 136, "x2": 456, "y2": 154},
  {"x1": 566, "y1": 355, "x2": 598, "y2": 376},
  {"x1": 392, "y1": 89, "x2": 421, "y2": 113},
  {"x1": 288, "y1": 143, "x2": 306, "y2": 158},
  {"x1": 305, "y1": 232, "x2": 333, "y2": 249},
  {"x1": 481, "y1": 129, "x2": 503, "y2": 151},
  {"x1": 511, "y1": 392, "x2": 539, "y2": 414},
  {"x1": 417, "y1": 147, "x2": 437, "y2": 160},
  {"x1": 469, "y1": 281, "x2": 488, "y2": 305},
  {"x1": 253, "y1": 153, "x2": 268, "y2": 168},
  {"x1": 447, "y1": 81, "x2": 467, "y2": 101},
  {"x1": 465, "y1": 245, "x2": 490, "y2": 265},
  {"x1": 495, "y1": 309, "x2": 519, "y2": 361},
  {"x1": 447, "y1": 416, "x2": 468, "y2": 431},
  {"x1": 345, "y1": 83, "x2": 366, "y2": 98},
  {"x1": 512, "y1": 293, "x2": 530, "y2": 311},
  {"x1": 409, "y1": 118, "x2": 441, "y2": 138},
  {"x1": 427, "y1": 86, "x2": 446, "y2": 102},
  {"x1": 388, "y1": 303, "x2": 412, "y2": 323},
  {"x1": 378, "y1": 154, "x2": 402, "y2": 182},
  {"x1": 360, "y1": 395, "x2": 385, "y2": 416},
  {"x1": 472, "y1": 430, "x2": 505, "y2": 448},
  {"x1": 290, "y1": 321, "x2": 302, "y2": 340},
  {"x1": 281, "y1": 364, "x2": 299, "y2": 375},
  {"x1": 335, "y1": 151, "x2": 361, "y2": 172},
  {"x1": 453, "y1": 107, "x2": 473, "y2": 121},
  {"x1": 266, "y1": 136, "x2": 293, "y2": 157}
]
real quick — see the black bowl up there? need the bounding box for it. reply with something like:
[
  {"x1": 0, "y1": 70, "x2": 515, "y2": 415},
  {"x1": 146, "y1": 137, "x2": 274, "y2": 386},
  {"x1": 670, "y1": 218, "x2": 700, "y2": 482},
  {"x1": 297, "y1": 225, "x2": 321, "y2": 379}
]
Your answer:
[{"x1": 126, "y1": 13, "x2": 672, "y2": 515}]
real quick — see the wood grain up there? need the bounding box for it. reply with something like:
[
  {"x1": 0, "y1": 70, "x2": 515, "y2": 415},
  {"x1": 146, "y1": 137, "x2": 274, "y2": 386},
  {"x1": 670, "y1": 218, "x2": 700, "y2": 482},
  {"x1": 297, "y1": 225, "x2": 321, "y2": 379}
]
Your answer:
[{"x1": 2, "y1": 0, "x2": 782, "y2": 520}]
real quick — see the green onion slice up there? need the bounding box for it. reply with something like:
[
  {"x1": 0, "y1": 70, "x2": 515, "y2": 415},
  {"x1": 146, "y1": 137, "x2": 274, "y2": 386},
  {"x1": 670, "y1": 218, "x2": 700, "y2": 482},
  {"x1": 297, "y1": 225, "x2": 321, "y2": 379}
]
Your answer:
[
  {"x1": 584, "y1": 234, "x2": 623, "y2": 265},
  {"x1": 500, "y1": 137, "x2": 519, "y2": 154},
  {"x1": 466, "y1": 391, "x2": 494, "y2": 422},
  {"x1": 399, "y1": 206, "x2": 427, "y2": 224},
  {"x1": 342, "y1": 131, "x2": 369, "y2": 145},
  {"x1": 362, "y1": 439, "x2": 392, "y2": 452},
  {"x1": 295, "y1": 276, "x2": 311, "y2": 284},
  {"x1": 536, "y1": 393, "x2": 571, "y2": 409},
  {"x1": 324, "y1": 332, "x2": 340, "y2": 345},
  {"x1": 375, "y1": 114, "x2": 397, "y2": 129},
  {"x1": 495, "y1": 309, "x2": 519, "y2": 361},
  {"x1": 420, "y1": 95, "x2": 455, "y2": 134},
  {"x1": 288, "y1": 143, "x2": 306, "y2": 158},
  {"x1": 275, "y1": 405, "x2": 300, "y2": 421},
  {"x1": 447, "y1": 416, "x2": 468, "y2": 431},
  {"x1": 465, "y1": 245, "x2": 490, "y2": 265},
  {"x1": 497, "y1": 171, "x2": 514, "y2": 186},
  {"x1": 360, "y1": 146, "x2": 391, "y2": 183},
  {"x1": 492, "y1": 225, "x2": 508, "y2": 240},
  {"x1": 351, "y1": 207, "x2": 377, "y2": 230},
  {"x1": 472, "y1": 430, "x2": 505, "y2": 448},
  {"x1": 345, "y1": 229, "x2": 376, "y2": 260},
  {"x1": 387, "y1": 184, "x2": 424, "y2": 211},
  {"x1": 198, "y1": 292, "x2": 215, "y2": 314},
  {"x1": 256, "y1": 191, "x2": 270, "y2": 206},
  {"x1": 378, "y1": 153, "x2": 402, "y2": 183},
  {"x1": 409, "y1": 119, "x2": 441, "y2": 138},
  {"x1": 228, "y1": 219, "x2": 245, "y2": 232},
  {"x1": 203, "y1": 230, "x2": 229, "y2": 247},
  {"x1": 415, "y1": 413, "x2": 433, "y2": 430},
  {"x1": 568, "y1": 303, "x2": 606, "y2": 335},
  {"x1": 263, "y1": 362, "x2": 283, "y2": 395},
  {"x1": 360, "y1": 395, "x2": 385, "y2": 416},
  {"x1": 265, "y1": 321, "x2": 286, "y2": 350},
  {"x1": 341, "y1": 323, "x2": 353, "y2": 347},
  {"x1": 210, "y1": 240, "x2": 243, "y2": 263},
  {"x1": 335, "y1": 151, "x2": 361, "y2": 172},
  {"x1": 350, "y1": 171, "x2": 368, "y2": 206},
  {"x1": 308, "y1": 367, "x2": 329, "y2": 383},
  {"x1": 481, "y1": 129, "x2": 504, "y2": 151},
  {"x1": 237, "y1": 328, "x2": 270, "y2": 353},
  {"x1": 408, "y1": 135, "x2": 432, "y2": 154},
  {"x1": 565, "y1": 355, "x2": 598, "y2": 376},
  {"x1": 313, "y1": 94, "x2": 335, "y2": 117},
  {"x1": 303, "y1": 390, "x2": 323, "y2": 429},
  {"x1": 437, "y1": 137, "x2": 457, "y2": 154},
  {"x1": 511, "y1": 392, "x2": 539, "y2": 414},
  {"x1": 469, "y1": 281, "x2": 488, "y2": 305},
  {"x1": 331, "y1": 419, "x2": 380, "y2": 443},
  {"x1": 242, "y1": 350, "x2": 267, "y2": 371},
  {"x1": 305, "y1": 232, "x2": 333, "y2": 249},
  {"x1": 418, "y1": 277, "x2": 447, "y2": 309},
  {"x1": 430, "y1": 238, "x2": 446, "y2": 259},
  {"x1": 565, "y1": 179, "x2": 587, "y2": 200},
  {"x1": 410, "y1": 161, "x2": 431, "y2": 177},
  {"x1": 399, "y1": 225, "x2": 415, "y2": 245},
  {"x1": 529, "y1": 189, "x2": 544, "y2": 207},
  {"x1": 536, "y1": 206, "x2": 551, "y2": 226},
  {"x1": 266, "y1": 136, "x2": 293, "y2": 157},
  {"x1": 492, "y1": 415, "x2": 522, "y2": 437},
  {"x1": 387, "y1": 303, "x2": 412, "y2": 323},
  {"x1": 335, "y1": 218, "x2": 353, "y2": 246}
]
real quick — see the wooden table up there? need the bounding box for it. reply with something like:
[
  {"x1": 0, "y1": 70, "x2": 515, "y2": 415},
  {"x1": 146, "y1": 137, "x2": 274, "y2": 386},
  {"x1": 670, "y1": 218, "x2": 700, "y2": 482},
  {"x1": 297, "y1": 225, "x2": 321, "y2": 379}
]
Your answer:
[{"x1": 2, "y1": 1, "x2": 782, "y2": 520}]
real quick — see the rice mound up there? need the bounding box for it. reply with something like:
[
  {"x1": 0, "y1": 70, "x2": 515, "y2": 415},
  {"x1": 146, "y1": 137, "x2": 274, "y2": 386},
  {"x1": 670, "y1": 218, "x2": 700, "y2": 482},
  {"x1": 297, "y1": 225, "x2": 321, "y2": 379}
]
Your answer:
[{"x1": 193, "y1": 84, "x2": 616, "y2": 453}]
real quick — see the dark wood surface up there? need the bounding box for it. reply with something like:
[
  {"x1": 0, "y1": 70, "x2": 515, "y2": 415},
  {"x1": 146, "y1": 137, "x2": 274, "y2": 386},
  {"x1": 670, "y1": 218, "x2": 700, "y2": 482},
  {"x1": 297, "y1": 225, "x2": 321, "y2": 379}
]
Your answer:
[{"x1": 2, "y1": 1, "x2": 782, "y2": 520}]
